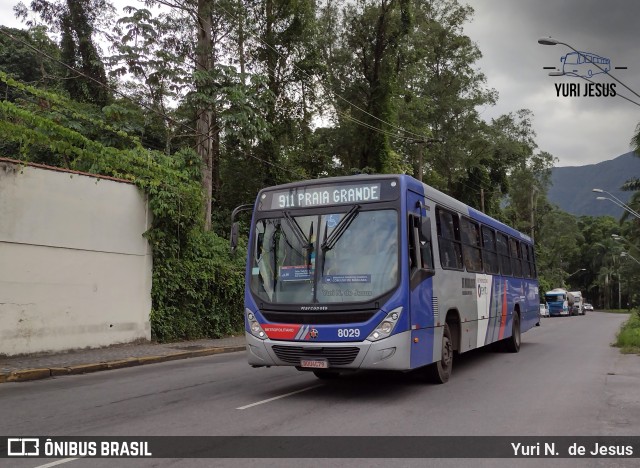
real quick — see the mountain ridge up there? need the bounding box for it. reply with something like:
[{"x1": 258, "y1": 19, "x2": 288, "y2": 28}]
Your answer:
[{"x1": 547, "y1": 151, "x2": 640, "y2": 217}]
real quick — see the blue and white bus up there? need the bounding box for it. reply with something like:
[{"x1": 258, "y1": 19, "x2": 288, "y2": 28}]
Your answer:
[{"x1": 232, "y1": 174, "x2": 539, "y2": 383}]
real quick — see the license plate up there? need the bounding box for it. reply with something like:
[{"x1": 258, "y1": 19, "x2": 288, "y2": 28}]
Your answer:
[{"x1": 300, "y1": 359, "x2": 329, "y2": 369}]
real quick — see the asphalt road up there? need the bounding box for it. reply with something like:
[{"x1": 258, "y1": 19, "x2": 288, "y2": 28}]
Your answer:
[{"x1": 1, "y1": 311, "x2": 638, "y2": 468}]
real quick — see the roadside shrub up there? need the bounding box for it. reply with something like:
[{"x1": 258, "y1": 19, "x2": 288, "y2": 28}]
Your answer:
[{"x1": 615, "y1": 308, "x2": 640, "y2": 353}]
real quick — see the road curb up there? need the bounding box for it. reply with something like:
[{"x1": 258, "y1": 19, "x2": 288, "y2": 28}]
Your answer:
[{"x1": 0, "y1": 346, "x2": 245, "y2": 384}]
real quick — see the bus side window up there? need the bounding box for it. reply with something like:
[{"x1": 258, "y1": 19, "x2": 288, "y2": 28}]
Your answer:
[
  {"x1": 510, "y1": 237, "x2": 523, "y2": 277},
  {"x1": 409, "y1": 213, "x2": 434, "y2": 275},
  {"x1": 481, "y1": 226, "x2": 500, "y2": 274},
  {"x1": 460, "y1": 217, "x2": 482, "y2": 273},
  {"x1": 521, "y1": 243, "x2": 532, "y2": 278},
  {"x1": 497, "y1": 232, "x2": 511, "y2": 276},
  {"x1": 436, "y1": 208, "x2": 463, "y2": 270},
  {"x1": 530, "y1": 246, "x2": 537, "y2": 278}
]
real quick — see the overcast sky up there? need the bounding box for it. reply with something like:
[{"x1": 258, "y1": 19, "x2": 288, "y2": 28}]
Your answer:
[
  {"x1": 1, "y1": 0, "x2": 639, "y2": 167},
  {"x1": 463, "y1": 0, "x2": 640, "y2": 167}
]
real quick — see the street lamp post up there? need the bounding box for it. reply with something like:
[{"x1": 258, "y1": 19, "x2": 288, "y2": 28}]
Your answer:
[
  {"x1": 563, "y1": 268, "x2": 586, "y2": 288},
  {"x1": 593, "y1": 189, "x2": 640, "y2": 219},
  {"x1": 612, "y1": 234, "x2": 640, "y2": 255},
  {"x1": 620, "y1": 252, "x2": 640, "y2": 309},
  {"x1": 566, "y1": 268, "x2": 586, "y2": 278},
  {"x1": 621, "y1": 251, "x2": 640, "y2": 266}
]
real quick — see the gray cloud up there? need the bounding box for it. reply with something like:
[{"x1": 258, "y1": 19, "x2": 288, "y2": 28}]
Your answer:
[{"x1": 464, "y1": 0, "x2": 640, "y2": 166}]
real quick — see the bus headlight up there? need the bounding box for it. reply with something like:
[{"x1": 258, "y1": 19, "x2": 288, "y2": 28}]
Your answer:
[
  {"x1": 367, "y1": 307, "x2": 402, "y2": 342},
  {"x1": 246, "y1": 309, "x2": 266, "y2": 340}
]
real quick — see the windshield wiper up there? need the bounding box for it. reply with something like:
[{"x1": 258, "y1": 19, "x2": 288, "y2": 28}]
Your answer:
[
  {"x1": 319, "y1": 205, "x2": 360, "y2": 282},
  {"x1": 283, "y1": 212, "x2": 315, "y2": 269},
  {"x1": 283, "y1": 211, "x2": 309, "y2": 247},
  {"x1": 321, "y1": 205, "x2": 361, "y2": 251}
]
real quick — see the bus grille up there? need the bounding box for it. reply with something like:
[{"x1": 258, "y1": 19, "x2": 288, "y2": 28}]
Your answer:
[{"x1": 272, "y1": 345, "x2": 360, "y2": 366}]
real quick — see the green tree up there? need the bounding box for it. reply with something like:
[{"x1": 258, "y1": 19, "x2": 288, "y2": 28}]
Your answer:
[
  {"x1": 535, "y1": 207, "x2": 581, "y2": 293},
  {"x1": 0, "y1": 26, "x2": 62, "y2": 92},
  {"x1": 248, "y1": 0, "x2": 322, "y2": 185},
  {"x1": 401, "y1": 0, "x2": 495, "y2": 196},
  {"x1": 15, "y1": 0, "x2": 113, "y2": 106},
  {"x1": 318, "y1": 0, "x2": 412, "y2": 173},
  {"x1": 107, "y1": 6, "x2": 194, "y2": 153}
]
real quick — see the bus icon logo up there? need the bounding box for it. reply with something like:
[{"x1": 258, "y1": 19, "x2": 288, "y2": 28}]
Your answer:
[
  {"x1": 560, "y1": 51, "x2": 610, "y2": 79},
  {"x1": 7, "y1": 438, "x2": 40, "y2": 456}
]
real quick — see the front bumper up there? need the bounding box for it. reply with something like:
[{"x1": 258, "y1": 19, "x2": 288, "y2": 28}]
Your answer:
[{"x1": 245, "y1": 330, "x2": 412, "y2": 371}]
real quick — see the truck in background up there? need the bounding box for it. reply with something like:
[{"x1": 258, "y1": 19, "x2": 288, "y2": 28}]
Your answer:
[
  {"x1": 544, "y1": 288, "x2": 569, "y2": 317},
  {"x1": 568, "y1": 291, "x2": 584, "y2": 315}
]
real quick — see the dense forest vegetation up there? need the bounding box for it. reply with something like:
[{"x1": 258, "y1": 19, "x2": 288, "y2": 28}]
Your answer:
[{"x1": 1, "y1": 0, "x2": 639, "y2": 340}]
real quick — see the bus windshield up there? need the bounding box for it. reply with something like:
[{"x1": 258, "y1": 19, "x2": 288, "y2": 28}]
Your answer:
[{"x1": 250, "y1": 209, "x2": 398, "y2": 304}]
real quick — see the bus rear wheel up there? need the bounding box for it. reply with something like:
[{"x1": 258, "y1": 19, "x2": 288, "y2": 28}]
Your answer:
[
  {"x1": 504, "y1": 312, "x2": 521, "y2": 353},
  {"x1": 423, "y1": 323, "x2": 453, "y2": 384}
]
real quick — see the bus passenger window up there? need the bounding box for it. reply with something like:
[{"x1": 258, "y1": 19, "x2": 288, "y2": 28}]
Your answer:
[
  {"x1": 481, "y1": 226, "x2": 500, "y2": 274},
  {"x1": 497, "y1": 232, "x2": 511, "y2": 276},
  {"x1": 510, "y1": 238, "x2": 523, "y2": 277},
  {"x1": 461, "y1": 218, "x2": 482, "y2": 273},
  {"x1": 436, "y1": 208, "x2": 463, "y2": 270},
  {"x1": 520, "y1": 243, "x2": 532, "y2": 278},
  {"x1": 529, "y1": 246, "x2": 537, "y2": 278}
]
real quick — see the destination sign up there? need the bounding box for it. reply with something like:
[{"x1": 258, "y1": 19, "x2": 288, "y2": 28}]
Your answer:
[{"x1": 261, "y1": 182, "x2": 388, "y2": 210}]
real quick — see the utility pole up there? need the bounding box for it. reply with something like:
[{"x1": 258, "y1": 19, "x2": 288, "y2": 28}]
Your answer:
[
  {"x1": 415, "y1": 138, "x2": 443, "y2": 182},
  {"x1": 530, "y1": 186, "x2": 538, "y2": 240}
]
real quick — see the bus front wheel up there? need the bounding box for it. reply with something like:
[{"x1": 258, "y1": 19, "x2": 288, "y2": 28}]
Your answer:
[{"x1": 423, "y1": 323, "x2": 453, "y2": 384}]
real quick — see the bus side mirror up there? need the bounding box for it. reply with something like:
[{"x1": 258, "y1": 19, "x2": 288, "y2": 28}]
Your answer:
[
  {"x1": 230, "y1": 222, "x2": 239, "y2": 253},
  {"x1": 229, "y1": 203, "x2": 254, "y2": 254}
]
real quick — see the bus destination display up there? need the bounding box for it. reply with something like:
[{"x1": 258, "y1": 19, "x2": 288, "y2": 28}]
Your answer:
[{"x1": 262, "y1": 182, "x2": 384, "y2": 210}]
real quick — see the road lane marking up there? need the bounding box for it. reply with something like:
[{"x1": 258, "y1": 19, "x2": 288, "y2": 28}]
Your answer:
[
  {"x1": 236, "y1": 384, "x2": 323, "y2": 410},
  {"x1": 33, "y1": 458, "x2": 78, "y2": 468}
]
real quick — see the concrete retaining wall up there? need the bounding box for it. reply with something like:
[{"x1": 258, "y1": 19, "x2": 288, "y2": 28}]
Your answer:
[{"x1": 0, "y1": 159, "x2": 152, "y2": 356}]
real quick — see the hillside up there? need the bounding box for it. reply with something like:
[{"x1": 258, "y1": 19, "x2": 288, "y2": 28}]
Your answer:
[{"x1": 547, "y1": 151, "x2": 640, "y2": 217}]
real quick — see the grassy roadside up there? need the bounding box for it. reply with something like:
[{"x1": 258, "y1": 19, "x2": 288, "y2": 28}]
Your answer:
[{"x1": 614, "y1": 309, "x2": 640, "y2": 354}]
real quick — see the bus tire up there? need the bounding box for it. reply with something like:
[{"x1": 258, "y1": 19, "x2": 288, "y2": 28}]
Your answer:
[
  {"x1": 504, "y1": 312, "x2": 521, "y2": 353},
  {"x1": 424, "y1": 323, "x2": 453, "y2": 384}
]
